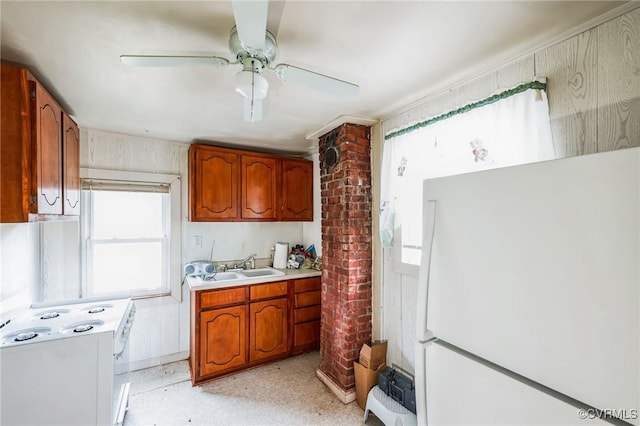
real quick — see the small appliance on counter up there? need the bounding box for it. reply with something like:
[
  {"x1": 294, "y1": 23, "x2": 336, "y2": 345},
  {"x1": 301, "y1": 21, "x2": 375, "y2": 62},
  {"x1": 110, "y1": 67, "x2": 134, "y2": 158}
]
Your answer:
[{"x1": 184, "y1": 260, "x2": 216, "y2": 279}]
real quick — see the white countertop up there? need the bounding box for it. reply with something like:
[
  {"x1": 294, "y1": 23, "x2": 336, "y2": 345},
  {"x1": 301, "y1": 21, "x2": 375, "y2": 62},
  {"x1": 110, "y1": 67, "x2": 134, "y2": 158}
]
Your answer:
[{"x1": 186, "y1": 267, "x2": 321, "y2": 291}]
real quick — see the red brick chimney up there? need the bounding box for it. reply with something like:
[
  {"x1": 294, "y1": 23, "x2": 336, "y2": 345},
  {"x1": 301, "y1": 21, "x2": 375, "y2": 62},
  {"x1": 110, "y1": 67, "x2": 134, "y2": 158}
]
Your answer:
[{"x1": 316, "y1": 123, "x2": 372, "y2": 402}]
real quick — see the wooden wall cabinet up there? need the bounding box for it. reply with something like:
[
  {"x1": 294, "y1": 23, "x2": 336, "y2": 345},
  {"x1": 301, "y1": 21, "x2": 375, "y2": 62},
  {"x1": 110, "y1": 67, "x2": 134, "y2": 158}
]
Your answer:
[
  {"x1": 190, "y1": 277, "x2": 319, "y2": 385},
  {"x1": 62, "y1": 112, "x2": 80, "y2": 216},
  {"x1": 242, "y1": 155, "x2": 278, "y2": 220},
  {"x1": 189, "y1": 144, "x2": 313, "y2": 222},
  {"x1": 189, "y1": 145, "x2": 239, "y2": 220},
  {"x1": 281, "y1": 159, "x2": 313, "y2": 221},
  {"x1": 0, "y1": 63, "x2": 80, "y2": 222},
  {"x1": 32, "y1": 81, "x2": 63, "y2": 216}
]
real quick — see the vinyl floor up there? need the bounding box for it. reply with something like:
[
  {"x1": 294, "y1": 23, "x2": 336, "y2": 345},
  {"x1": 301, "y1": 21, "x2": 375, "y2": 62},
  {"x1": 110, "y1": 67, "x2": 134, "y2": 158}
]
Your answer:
[{"x1": 124, "y1": 351, "x2": 384, "y2": 426}]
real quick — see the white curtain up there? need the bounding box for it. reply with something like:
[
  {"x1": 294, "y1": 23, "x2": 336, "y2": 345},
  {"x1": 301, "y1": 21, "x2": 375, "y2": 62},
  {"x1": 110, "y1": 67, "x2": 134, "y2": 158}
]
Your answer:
[{"x1": 380, "y1": 85, "x2": 556, "y2": 265}]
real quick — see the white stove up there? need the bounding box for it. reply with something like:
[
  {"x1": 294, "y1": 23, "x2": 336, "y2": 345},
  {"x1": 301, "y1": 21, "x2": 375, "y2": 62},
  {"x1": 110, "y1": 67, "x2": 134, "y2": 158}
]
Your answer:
[
  {"x1": 0, "y1": 298, "x2": 132, "y2": 346},
  {"x1": 0, "y1": 297, "x2": 136, "y2": 426}
]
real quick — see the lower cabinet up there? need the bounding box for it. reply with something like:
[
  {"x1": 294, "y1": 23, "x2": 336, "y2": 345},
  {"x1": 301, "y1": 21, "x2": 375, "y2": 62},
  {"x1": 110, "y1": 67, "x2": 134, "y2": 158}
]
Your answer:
[
  {"x1": 191, "y1": 278, "x2": 316, "y2": 385},
  {"x1": 249, "y1": 298, "x2": 288, "y2": 362},
  {"x1": 292, "y1": 277, "x2": 322, "y2": 354},
  {"x1": 199, "y1": 305, "x2": 247, "y2": 377}
]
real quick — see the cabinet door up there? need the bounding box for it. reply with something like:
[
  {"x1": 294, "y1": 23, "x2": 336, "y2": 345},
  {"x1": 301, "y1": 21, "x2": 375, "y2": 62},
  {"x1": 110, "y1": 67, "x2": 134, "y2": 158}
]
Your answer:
[
  {"x1": 0, "y1": 64, "x2": 31, "y2": 222},
  {"x1": 199, "y1": 305, "x2": 247, "y2": 377},
  {"x1": 249, "y1": 298, "x2": 288, "y2": 362},
  {"x1": 31, "y1": 82, "x2": 63, "y2": 215},
  {"x1": 241, "y1": 155, "x2": 277, "y2": 219},
  {"x1": 190, "y1": 145, "x2": 239, "y2": 220},
  {"x1": 281, "y1": 159, "x2": 313, "y2": 221},
  {"x1": 62, "y1": 113, "x2": 80, "y2": 216},
  {"x1": 294, "y1": 321, "x2": 321, "y2": 351}
]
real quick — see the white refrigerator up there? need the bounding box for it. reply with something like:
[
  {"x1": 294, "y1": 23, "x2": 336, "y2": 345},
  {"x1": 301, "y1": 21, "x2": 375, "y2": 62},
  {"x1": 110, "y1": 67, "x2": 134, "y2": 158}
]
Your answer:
[{"x1": 415, "y1": 147, "x2": 639, "y2": 425}]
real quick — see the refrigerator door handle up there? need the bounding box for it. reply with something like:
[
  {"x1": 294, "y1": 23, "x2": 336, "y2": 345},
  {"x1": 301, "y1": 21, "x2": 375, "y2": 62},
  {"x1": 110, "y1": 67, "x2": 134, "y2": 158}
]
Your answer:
[
  {"x1": 416, "y1": 199, "x2": 437, "y2": 342},
  {"x1": 415, "y1": 339, "x2": 438, "y2": 426}
]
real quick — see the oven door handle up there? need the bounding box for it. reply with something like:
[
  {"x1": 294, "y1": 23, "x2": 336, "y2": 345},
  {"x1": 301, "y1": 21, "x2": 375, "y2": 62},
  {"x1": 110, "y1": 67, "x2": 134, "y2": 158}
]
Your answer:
[{"x1": 114, "y1": 333, "x2": 131, "y2": 360}]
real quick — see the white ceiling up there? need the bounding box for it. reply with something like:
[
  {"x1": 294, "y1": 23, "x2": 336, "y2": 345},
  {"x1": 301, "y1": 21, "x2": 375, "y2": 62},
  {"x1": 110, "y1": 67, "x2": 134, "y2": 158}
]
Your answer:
[{"x1": 0, "y1": 1, "x2": 628, "y2": 154}]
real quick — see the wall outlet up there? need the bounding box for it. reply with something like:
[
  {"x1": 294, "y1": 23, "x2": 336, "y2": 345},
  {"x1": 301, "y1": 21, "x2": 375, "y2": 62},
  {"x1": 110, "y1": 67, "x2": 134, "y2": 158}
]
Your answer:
[{"x1": 193, "y1": 235, "x2": 203, "y2": 248}]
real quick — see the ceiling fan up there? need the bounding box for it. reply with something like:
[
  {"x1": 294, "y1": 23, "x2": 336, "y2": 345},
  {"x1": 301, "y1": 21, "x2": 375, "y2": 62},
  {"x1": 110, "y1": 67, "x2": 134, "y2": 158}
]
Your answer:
[{"x1": 120, "y1": 0, "x2": 359, "y2": 122}]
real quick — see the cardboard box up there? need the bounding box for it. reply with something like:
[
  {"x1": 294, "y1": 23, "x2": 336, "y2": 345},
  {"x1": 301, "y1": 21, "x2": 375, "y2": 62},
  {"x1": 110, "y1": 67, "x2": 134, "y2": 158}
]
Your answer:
[
  {"x1": 358, "y1": 340, "x2": 387, "y2": 370},
  {"x1": 354, "y1": 361, "x2": 386, "y2": 410}
]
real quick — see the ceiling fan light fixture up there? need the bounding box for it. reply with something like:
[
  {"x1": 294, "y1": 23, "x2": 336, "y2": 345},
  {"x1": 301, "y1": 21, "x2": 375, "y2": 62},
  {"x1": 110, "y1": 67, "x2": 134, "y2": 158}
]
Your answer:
[{"x1": 235, "y1": 70, "x2": 269, "y2": 100}]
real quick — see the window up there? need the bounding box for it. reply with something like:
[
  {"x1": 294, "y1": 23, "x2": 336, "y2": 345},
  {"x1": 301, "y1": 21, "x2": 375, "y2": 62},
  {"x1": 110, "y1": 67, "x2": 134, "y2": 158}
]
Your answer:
[
  {"x1": 80, "y1": 169, "x2": 181, "y2": 299},
  {"x1": 381, "y1": 81, "x2": 556, "y2": 271}
]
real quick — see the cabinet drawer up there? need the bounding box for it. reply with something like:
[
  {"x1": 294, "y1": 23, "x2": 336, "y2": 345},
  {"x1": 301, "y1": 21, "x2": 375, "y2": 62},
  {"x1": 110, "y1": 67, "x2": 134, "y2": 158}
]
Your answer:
[
  {"x1": 200, "y1": 287, "x2": 246, "y2": 309},
  {"x1": 250, "y1": 281, "x2": 288, "y2": 300},
  {"x1": 294, "y1": 305, "x2": 321, "y2": 324},
  {"x1": 294, "y1": 321, "x2": 320, "y2": 347},
  {"x1": 294, "y1": 290, "x2": 321, "y2": 308},
  {"x1": 294, "y1": 277, "x2": 321, "y2": 293}
]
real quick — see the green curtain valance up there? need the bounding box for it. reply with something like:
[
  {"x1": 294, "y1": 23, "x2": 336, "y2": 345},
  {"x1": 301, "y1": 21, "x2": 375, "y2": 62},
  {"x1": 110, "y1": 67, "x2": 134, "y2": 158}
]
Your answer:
[{"x1": 385, "y1": 80, "x2": 547, "y2": 140}]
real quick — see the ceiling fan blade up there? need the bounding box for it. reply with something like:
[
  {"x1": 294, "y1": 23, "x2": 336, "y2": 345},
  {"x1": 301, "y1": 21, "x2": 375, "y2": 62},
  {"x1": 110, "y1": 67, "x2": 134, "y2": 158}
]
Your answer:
[
  {"x1": 120, "y1": 55, "x2": 230, "y2": 67},
  {"x1": 231, "y1": 0, "x2": 268, "y2": 51},
  {"x1": 244, "y1": 97, "x2": 263, "y2": 123},
  {"x1": 273, "y1": 64, "x2": 359, "y2": 98},
  {"x1": 266, "y1": 1, "x2": 286, "y2": 37}
]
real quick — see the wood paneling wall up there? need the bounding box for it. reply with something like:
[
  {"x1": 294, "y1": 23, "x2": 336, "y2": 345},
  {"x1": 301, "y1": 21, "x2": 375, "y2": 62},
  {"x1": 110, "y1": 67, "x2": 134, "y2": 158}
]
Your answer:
[
  {"x1": 596, "y1": 9, "x2": 640, "y2": 152},
  {"x1": 536, "y1": 30, "x2": 599, "y2": 157},
  {"x1": 536, "y1": 7, "x2": 640, "y2": 157},
  {"x1": 380, "y1": 6, "x2": 640, "y2": 373},
  {"x1": 81, "y1": 129, "x2": 185, "y2": 175}
]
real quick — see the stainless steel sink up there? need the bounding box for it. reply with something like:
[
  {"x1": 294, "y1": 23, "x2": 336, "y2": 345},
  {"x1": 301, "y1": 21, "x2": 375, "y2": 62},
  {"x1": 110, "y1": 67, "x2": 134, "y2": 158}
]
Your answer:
[
  {"x1": 196, "y1": 267, "x2": 284, "y2": 285},
  {"x1": 205, "y1": 271, "x2": 244, "y2": 282},
  {"x1": 240, "y1": 268, "x2": 285, "y2": 278}
]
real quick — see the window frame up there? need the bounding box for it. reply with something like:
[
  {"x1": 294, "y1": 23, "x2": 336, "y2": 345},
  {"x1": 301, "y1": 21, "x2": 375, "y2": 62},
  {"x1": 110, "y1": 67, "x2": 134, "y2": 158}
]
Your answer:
[
  {"x1": 390, "y1": 225, "x2": 420, "y2": 276},
  {"x1": 80, "y1": 168, "x2": 182, "y2": 301}
]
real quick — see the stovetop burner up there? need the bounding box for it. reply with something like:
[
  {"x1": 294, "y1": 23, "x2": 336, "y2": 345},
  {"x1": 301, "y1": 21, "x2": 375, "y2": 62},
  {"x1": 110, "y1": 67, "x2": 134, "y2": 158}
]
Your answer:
[
  {"x1": 2, "y1": 327, "x2": 52, "y2": 345},
  {"x1": 34, "y1": 308, "x2": 70, "y2": 321},
  {"x1": 83, "y1": 304, "x2": 113, "y2": 315},
  {"x1": 15, "y1": 331, "x2": 38, "y2": 341},
  {"x1": 60, "y1": 320, "x2": 105, "y2": 334}
]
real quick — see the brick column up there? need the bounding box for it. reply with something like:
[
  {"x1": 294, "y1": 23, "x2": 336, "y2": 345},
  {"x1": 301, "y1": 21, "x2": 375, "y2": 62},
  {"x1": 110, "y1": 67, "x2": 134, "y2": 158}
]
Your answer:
[{"x1": 316, "y1": 123, "x2": 372, "y2": 402}]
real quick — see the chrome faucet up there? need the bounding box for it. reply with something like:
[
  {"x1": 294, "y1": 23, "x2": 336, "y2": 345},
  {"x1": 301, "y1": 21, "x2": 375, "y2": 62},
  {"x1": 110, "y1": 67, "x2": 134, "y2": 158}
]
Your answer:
[{"x1": 240, "y1": 253, "x2": 257, "y2": 270}]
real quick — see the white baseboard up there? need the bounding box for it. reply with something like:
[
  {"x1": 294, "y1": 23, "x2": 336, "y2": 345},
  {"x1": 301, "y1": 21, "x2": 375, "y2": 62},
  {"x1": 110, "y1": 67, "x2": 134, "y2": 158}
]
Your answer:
[
  {"x1": 316, "y1": 368, "x2": 357, "y2": 404},
  {"x1": 130, "y1": 351, "x2": 189, "y2": 372}
]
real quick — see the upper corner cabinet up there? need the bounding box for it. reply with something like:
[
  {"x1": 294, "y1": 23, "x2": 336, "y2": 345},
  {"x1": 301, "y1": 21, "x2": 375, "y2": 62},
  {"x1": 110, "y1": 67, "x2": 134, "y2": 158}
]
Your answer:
[
  {"x1": 62, "y1": 112, "x2": 80, "y2": 216},
  {"x1": 0, "y1": 63, "x2": 79, "y2": 223},
  {"x1": 280, "y1": 158, "x2": 313, "y2": 221},
  {"x1": 188, "y1": 144, "x2": 314, "y2": 222}
]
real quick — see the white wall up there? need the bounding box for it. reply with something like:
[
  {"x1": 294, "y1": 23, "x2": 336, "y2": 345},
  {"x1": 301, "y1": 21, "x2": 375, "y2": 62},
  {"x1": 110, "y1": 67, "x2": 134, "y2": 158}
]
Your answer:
[
  {"x1": 41, "y1": 220, "x2": 81, "y2": 301},
  {"x1": 186, "y1": 222, "x2": 304, "y2": 264},
  {"x1": 0, "y1": 223, "x2": 40, "y2": 318},
  {"x1": 302, "y1": 152, "x2": 322, "y2": 257}
]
